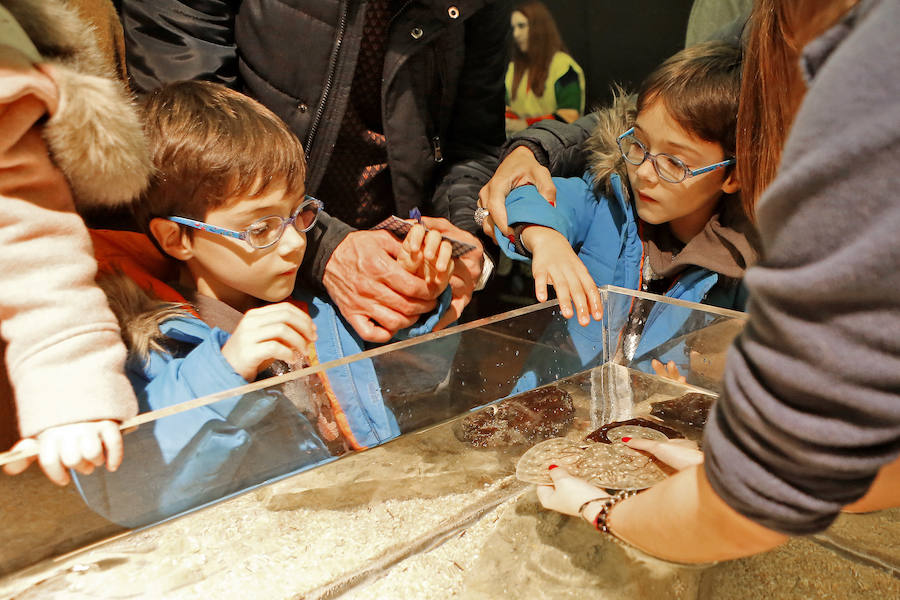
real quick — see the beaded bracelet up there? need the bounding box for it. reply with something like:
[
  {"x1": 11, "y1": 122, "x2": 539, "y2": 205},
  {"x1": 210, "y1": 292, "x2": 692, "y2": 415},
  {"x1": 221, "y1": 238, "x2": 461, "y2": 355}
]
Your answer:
[
  {"x1": 592, "y1": 489, "x2": 639, "y2": 533},
  {"x1": 577, "y1": 497, "x2": 610, "y2": 520},
  {"x1": 583, "y1": 490, "x2": 715, "y2": 568}
]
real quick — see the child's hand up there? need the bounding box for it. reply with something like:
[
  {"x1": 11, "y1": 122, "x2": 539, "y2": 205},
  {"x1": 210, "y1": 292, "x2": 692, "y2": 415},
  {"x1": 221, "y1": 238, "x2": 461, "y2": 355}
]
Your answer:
[
  {"x1": 221, "y1": 302, "x2": 317, "y2": 381},
  {"x1": 2, "y1": 420, "x2": 124, "y2": 486},
  {"x1": 651, "y1": 359, "x2": 687, "y2": 384},
  {"x1": 399, "y1": 224, "x2": 453, "y2": 296},
  {"x1": 520, "y1": 225, "x2": 603, "y2": 326}
]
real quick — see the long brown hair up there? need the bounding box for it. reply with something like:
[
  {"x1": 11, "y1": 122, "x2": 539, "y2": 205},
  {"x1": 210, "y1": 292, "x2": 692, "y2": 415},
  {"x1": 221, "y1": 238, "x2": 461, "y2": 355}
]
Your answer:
[
  {"x1": 510, "y1": 1, "x2": 566, "y2": 99},
  {"x1": 736, "y1": 0, "x2": 859, "y2": 220}
]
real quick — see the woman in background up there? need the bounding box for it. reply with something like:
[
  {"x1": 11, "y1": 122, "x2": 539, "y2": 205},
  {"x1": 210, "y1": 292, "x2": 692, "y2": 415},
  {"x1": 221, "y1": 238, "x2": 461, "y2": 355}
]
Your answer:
[{"x1": 506, "y1": 1, "x2": 585, "y2": 135}]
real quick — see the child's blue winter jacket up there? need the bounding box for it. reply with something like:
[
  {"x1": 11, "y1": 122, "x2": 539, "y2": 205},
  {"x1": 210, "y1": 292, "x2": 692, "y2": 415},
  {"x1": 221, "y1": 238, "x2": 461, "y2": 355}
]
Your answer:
[
  {"x1": 497, "y1": 173, "x2": 751, "y2": 391},
  {"x1": 74, "y1": 231, "x2": 452, "y2": 527}
]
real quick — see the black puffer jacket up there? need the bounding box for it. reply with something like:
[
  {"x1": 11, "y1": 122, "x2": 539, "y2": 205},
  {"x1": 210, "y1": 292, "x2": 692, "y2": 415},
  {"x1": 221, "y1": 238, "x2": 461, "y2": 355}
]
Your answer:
[{"x1": 122, "y1": 0, "x2": 510, "y2": 285}]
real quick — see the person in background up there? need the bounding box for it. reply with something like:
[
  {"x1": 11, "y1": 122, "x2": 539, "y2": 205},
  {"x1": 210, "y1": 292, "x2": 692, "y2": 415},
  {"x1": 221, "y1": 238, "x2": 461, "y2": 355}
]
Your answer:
[
  {"x1": 535, "y1": 0, "x2": 900, "y2": 563},
  {"x1": 479, "y1": 0, "x2": 754, "y2": 241},
  {"x1": 119, "y1": 0, "x2": 510, "y2": 342},
  {"x1": 0, "y1": 0, "x2": 150, "y2": 483},
  {"x1": 506, "y1": 1, "x2": 585, "y2": 136},
  {"x1": 685, "y1": 0, "x2": 753, "y2": 48}
]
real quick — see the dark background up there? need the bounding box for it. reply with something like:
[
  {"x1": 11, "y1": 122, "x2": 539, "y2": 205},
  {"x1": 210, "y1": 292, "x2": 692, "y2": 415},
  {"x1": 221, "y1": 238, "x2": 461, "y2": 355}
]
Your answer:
[{"x1": 543, "y1": 0, "x2": 695, "y2": 109}]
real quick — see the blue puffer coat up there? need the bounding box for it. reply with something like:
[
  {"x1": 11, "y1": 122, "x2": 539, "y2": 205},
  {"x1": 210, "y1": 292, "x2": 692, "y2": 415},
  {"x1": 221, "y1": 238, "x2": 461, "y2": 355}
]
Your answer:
[
  {"x1": 497, "y1": 172, "x2": 749, "y2": 391},
  {"x1": 74, "y1": 288, "x2": 454, "y2": 527}
]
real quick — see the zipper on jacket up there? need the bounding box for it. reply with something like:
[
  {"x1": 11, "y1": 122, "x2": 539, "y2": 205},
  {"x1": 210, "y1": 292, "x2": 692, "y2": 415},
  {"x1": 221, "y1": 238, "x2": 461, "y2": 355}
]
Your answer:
[
  {"x1": 305, "y1": 0, "x2": 350, "y2": 159},
  {"x1": 431, "y1": 136, "x2": 444, "y2": 163}
]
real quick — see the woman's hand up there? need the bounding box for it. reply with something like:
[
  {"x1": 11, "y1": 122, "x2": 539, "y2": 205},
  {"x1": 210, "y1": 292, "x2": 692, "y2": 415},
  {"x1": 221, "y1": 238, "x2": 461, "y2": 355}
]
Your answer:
[
  {"x1": 477, "y1": 146, "x2": 557, "y2": 241},
  {"x1": 536, "y1": 465, "x2": 610, "y2": 518},
  {"x1": 623, "y1": 437, "x2": 704, "y2": 470},
  {"x1": 2, "y1": 420, "x2": 124, "y2": 486},
  {"x1": 536, "y1": 438, "x2": 703, "y2": 519},
  {"x1": 520, "y1": 225, "x2": 602, "y2": 325}
]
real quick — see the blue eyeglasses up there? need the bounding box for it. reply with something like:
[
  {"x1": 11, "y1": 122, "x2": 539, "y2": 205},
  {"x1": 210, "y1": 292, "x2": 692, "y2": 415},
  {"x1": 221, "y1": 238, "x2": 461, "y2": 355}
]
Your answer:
[
  {"x1": 616, "y1": 128, "x2": 735, "y2": 184},
  {"x1": 168, "y1": 196, "x2": 323, "y2": 250}
]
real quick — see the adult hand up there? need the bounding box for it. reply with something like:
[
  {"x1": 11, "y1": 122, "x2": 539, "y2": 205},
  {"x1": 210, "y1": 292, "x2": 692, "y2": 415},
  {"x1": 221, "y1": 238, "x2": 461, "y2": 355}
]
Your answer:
[
  {"x1": 324, "y1": 230, "x2": 438, "y2": 343},
  {"x1": 536, "y1": 466, "x2": 609, "y2": 518},
  {"x1": 222, "y1": 302, "x2": 318, "y2": 381},
  {"x1": 477, "y1": 146, "x2": 557, "y2": 240},
  {"x1": 536, "y1": 439, "x2": 703, "y2": 519},
  {"x1": 418, "y1": 217, "x2": 483, "y2": 332},
  {"x1": 2, "y1": 420, "x2": 124, "y2": 486},
  {"x1": 520, "y1": 225, "x2": 602, "y2": 325},
  {"x1": 622, "y1": 437, "x2": 704, "y2": 471}
]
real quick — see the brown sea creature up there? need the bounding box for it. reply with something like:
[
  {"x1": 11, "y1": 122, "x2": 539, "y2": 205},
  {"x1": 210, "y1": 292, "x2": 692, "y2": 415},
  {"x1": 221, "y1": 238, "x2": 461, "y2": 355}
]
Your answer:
[
  {"x1": 458, "y1": 386, "x2": 574, "y2": 448},
  {"x1": 650, "y1": 393, "x2": 716, "y2": 429}
]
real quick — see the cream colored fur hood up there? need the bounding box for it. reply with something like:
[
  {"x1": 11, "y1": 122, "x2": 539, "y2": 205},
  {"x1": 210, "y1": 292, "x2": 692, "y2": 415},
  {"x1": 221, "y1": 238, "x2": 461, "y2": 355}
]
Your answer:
[
  {"x1": 583, "y1": 90, "x2": 637, "y2": 201},
  {"x1": 1, "y1": 0, "x2": 150, "y2": 207}
]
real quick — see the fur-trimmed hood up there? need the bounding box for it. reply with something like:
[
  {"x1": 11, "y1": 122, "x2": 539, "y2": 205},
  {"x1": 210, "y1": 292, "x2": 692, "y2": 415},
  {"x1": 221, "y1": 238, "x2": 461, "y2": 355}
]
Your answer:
[
  {"x1": 0, "y1": 0, "x2": 151, "y2": 207},
  {"x1": 583, "y1": 89, "x2": 638, "y2": 201}
]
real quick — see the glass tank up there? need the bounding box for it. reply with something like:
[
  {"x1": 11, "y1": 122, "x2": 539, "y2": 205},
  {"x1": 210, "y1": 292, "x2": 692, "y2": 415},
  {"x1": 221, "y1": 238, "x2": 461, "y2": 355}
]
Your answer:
[{"x1": 0, "y1": 287, "x2": 748, "y2": 596}]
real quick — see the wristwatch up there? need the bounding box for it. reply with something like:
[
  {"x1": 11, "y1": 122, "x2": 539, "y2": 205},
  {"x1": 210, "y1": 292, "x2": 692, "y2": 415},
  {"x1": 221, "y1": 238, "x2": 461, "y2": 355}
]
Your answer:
[{"x1": 474, "y1": 252, "x2": 494, "y2": 291}]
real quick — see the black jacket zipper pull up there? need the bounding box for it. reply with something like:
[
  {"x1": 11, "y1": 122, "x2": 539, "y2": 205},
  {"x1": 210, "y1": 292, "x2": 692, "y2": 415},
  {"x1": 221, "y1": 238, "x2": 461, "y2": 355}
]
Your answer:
[{"x1": 432, "y1": 136, "x2": 444, "y2": 163}]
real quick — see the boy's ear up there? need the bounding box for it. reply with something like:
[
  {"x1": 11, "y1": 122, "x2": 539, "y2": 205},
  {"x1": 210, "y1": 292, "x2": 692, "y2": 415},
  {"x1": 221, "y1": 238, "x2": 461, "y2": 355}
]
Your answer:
[
  {"x1": 721, "y1": 169, "x2": 740, "y2": 195},
  {"x1": 149, "y1": 217, "x2": 193, "y2": 260}
]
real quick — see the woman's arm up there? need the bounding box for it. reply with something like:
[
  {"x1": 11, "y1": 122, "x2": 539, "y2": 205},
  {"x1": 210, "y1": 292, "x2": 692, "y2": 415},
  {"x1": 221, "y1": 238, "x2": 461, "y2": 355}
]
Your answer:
[
  {"x1": 843, "y1": 456, "x2": 900, "y2": 514},
  {"x1": 600, "y1": 465, "x2": 788, "y2": 564}
]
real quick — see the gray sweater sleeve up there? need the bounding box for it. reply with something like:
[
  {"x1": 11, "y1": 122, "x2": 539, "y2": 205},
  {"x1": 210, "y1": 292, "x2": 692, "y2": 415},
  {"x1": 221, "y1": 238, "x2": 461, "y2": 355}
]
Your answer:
[{"x1": 703, "y1": 0, "x2": 900, "y2": 536}]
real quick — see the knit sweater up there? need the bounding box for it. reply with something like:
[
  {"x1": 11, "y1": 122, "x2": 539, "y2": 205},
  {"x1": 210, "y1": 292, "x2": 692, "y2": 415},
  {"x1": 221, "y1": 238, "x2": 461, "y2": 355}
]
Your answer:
[
  {"x1": 0, "y1": 1, "x2": 150, "y2": 442},
  {"x1": 704, "y1": 0, "x2": 900, "y2": 535}
]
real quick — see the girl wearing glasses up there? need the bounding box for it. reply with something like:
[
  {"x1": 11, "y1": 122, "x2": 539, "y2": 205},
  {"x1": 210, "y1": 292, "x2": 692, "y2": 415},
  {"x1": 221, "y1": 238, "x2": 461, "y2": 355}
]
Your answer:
[
  {"x1": 485, "y1": 41, "x2": 756, "y2": 398},
  {"x1": 496, "y1": 41, "x2": 755, "y2": 325}
]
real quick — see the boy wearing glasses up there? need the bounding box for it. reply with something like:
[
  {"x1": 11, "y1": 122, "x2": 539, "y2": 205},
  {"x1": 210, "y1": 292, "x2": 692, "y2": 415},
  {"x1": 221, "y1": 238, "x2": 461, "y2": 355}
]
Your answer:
[
  {"x1": 494, "y1": 42, "x2": 758, "y2": 388},
  {"x1": 74, "y1": 81, "x2": 454, "y2": 525}
]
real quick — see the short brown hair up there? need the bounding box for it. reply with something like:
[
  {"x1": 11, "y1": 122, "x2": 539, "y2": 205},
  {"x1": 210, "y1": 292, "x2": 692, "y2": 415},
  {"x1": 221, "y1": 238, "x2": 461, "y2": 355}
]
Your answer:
[
  {"x1": 134, "y1": 81, "x2": 306, "y2": 230},
  {"x1": 637, "y1": 41, "x2": 742, "y2": 164}
]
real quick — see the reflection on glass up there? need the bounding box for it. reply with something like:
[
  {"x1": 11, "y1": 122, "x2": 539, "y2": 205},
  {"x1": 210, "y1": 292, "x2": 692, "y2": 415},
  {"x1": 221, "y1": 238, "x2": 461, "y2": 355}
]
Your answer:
[{"x1": 1, "y1": 287, "x2": 746, "y2": 584}]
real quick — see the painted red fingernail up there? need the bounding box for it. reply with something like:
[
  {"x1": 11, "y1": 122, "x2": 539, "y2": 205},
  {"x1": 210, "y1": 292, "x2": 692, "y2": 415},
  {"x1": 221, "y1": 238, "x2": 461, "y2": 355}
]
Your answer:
[
  {"x1": 507, "y1": 234, "x2": 516, "y2": 243},
  {"x1": 548, "y1": 464, "x2": 558, "y2": 470},
  {"x1": 621, "y1": 437, "x2": 632, "y2": 443},
  {"x1": 549, "y1": 200, "x2": 556, "y2": 207}
]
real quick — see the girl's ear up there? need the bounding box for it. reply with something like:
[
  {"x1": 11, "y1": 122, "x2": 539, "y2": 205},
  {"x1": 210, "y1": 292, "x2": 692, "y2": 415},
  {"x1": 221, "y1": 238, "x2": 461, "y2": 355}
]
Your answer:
[
  {"x1": 149, "y1": 218, "x2": 193, "y2": 260},
  {"x1": 721, "y1": 169, "x2": 740, "y2": 195}
]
